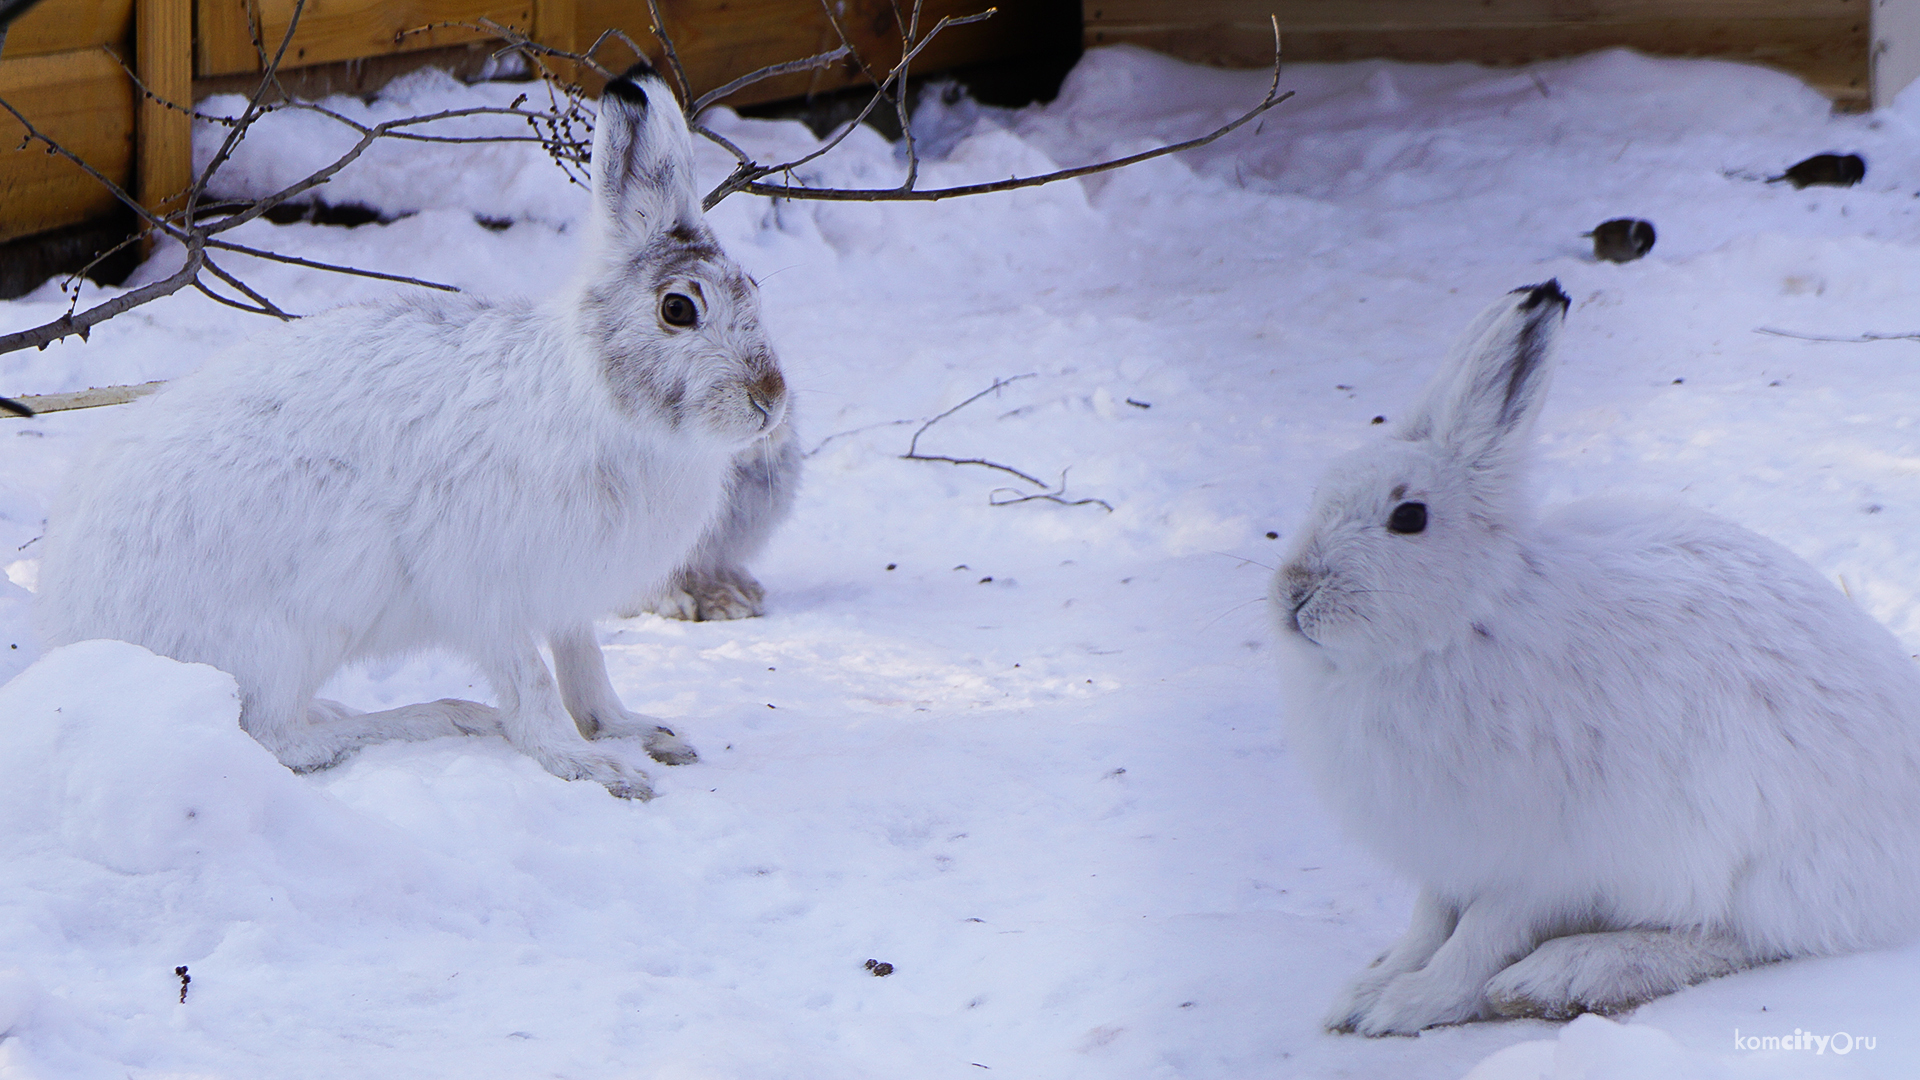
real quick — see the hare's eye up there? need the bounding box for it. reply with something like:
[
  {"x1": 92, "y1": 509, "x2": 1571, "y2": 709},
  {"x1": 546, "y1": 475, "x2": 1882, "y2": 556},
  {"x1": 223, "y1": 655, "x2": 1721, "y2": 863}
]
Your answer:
[
  {"x1": 660, "y1": 293, "x2": 698, "y2": 327},
  {"x1": 1387, "y1": 501, "x2": 1427, "y2": 535}
]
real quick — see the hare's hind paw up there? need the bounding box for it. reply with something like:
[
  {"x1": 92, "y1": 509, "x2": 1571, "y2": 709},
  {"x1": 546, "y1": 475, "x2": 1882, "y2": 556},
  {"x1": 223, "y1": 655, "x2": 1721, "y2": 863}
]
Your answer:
[
  {"x1": 634, "y1": 565, "x2": 766, "y2": 622},
  {"x1": 686, "y1": 566, "x2": 765, "y2": 621},
  {"x1": 1485, "y1": 930, "x2": 1745, "y2": 1019}
]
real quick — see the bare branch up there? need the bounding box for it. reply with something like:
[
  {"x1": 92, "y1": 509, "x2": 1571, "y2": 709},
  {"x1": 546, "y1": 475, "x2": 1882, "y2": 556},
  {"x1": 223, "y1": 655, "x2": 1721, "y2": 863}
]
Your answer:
[
  {"x1": 1757, "y1": 327, "x2": 1920, "y2": 343},
  {"x1": 990, "y1": 481, "x2": 1114, "y2": 513},
  {"x1": 192, "y1": 0, "x2": 312, "y2": 218},
  {"x1": 0, "y1": 0, "x2": 492, "y2": 361},
  {"x1": 893, "y1": 0, "x2": 927, "y2": 193},
  {"x1": 0, "y1": 245, "x2": 206, "y2": 356},
  {"x1": 805, "y1": 418, "x2": 919, "y2": 458},
  {"x1": 904, "y1": 373, "x2": 1037, "y2": 466},
  {"x1": 102, "y1": 44, "x2": 242, "y2": 127},
  {"x1": 907, "y1": 451, "x2": 1049, "y2": 488},
  {"x1": 699, "y1": 7, "x2": 999, "y2": 209},
  {"x1": 201, "y1": 255, "x2": 296, "y2": 319},
  {"x1": 898, "y1": 375, "x2": 1111, "y2": 510},
  {"x1": 203, "y1": 238, "x2": 460, "y2": 292},
  {"x1": 690, "y1": 46, "x2": 853, "y2": 116},
  {"x1": 641, "y1": 0, "x2": 692, "y2": 104},
  {"x1": 741, "y1": 85, "x2": 1293, "y2": 203}
]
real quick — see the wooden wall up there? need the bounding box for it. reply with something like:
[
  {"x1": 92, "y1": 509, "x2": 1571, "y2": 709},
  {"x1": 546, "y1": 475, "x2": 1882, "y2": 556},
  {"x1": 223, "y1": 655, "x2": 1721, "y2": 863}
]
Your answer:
[
  {"x1": 0, "y1": 0, "x2": 137, "y2": 244},
  {"x1": 1, "y1": 0, "x2": 1071, "y2": 246},
  {"x1": 1086, "y1": 1, "x2": 1872, "y2": 109},
  {"x1": 0, "y1": 0, "x2": 1887, "y2": 248}
]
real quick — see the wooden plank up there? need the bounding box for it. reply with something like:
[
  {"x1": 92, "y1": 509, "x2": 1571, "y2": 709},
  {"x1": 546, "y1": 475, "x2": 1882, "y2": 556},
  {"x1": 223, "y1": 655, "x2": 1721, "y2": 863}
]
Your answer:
[
  {"x1": 5, "y1": 380, "x2": 164, "y2": 414},
  {"x1": 574, "y1": 0, "x2": 1068, "y2": 106},
  {"x1": 136, "y1": 0, "x2": 192, "y2": 222},
  {"x1": 196, "y1": 0, "x2": 535, "y2": 77},
  {"x1": 1, "y1": 0, "x2": 135, "y2": 59},
  {"x1": 1086, "y1": 2, "x2": 1869, "y2": 109},
  {"x1": 0, "y1": 48, "x2": 136, "y2": 244},
  {"x1": 1086, "y1": 0, "x2": 1863, "y2": 33},
  {"x1": 533, "y1": 0, "x2": 576, "y2": 82}
]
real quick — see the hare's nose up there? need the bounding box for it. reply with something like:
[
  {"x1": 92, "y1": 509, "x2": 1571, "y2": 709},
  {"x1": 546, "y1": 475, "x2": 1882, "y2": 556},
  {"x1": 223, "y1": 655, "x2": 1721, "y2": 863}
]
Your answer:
[{"x1": 749, "y1": 369, "x2": 786, "y2": 407}]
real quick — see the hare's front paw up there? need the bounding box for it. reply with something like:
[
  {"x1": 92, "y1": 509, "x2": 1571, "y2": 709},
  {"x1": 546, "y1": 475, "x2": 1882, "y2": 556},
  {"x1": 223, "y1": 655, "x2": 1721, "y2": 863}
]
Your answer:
[
  {"x1": 1348, "y1": 969, "x2": 1484, "y2": 1036},
  {"x1": 529, "y1": 743, "x2": 658, "y2": 800},
  {"x1": 641, "y1": 725, "x2": 698, "y2": 765},
  {"x1": 1324, "y1": 964, "x2": 1399, "y2": 1033},
  {"x1": 579, "y1": 711, "x2": 699, "y2": 765}
]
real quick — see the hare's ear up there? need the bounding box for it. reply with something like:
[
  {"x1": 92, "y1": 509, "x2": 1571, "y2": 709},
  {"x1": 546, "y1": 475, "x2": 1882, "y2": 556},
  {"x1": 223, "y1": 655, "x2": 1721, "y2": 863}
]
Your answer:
[
  {"x1": 1397, "y1": 281, "x2": 1568, "y2": 469},
  {"x1": 590, "y1": 61, "x2": 701, "y2": 247}
]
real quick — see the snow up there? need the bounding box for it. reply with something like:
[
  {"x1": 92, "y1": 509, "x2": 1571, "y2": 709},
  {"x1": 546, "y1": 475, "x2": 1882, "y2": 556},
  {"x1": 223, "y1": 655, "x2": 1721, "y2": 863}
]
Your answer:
[{"x1": 4, "y1": 44, "x2": 1920, "y2": 1078}]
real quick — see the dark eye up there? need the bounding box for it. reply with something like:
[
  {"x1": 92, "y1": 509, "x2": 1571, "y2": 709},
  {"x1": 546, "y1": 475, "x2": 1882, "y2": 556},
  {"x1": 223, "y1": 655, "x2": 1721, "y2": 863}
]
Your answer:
[
  {"x1": 661, "y1": 293, "x2": 697, "y2": 327},
  {"x1": 1387, "y1": 501, "x2": 1427, "y2": 534}
]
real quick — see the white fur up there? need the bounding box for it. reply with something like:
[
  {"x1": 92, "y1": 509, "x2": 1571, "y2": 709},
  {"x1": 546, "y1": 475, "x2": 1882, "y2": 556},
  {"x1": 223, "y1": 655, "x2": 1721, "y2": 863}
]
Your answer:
[
  {"x1": 631, "y1": 405, "x2": 800, "y2": 621},
  {"x1": 1273, "y1": 282, "x2": 1920, "y2": 1034},
  {"x1": 35, "y1": 63, "x2": 784, "y2": 799}
]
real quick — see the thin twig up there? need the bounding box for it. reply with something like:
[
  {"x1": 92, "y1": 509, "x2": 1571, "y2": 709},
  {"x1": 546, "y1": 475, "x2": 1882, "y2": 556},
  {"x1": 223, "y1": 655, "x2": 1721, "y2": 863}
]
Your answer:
[
  {"x1": 1757, "y1": 327, "x2": 1920, "y2": 343},
  {"x1": 899, "y1": 375, "x2": 1111, "y2": 510},
  {"x1": 200, "y1": 254, "x2": 295, "y2": 318},
  {"x1": 700, "y1": 11, "x2": 1286, "y2": 209},
  {"x1": 805, "y1": 417, "x2": 919, "y2": 457},
  {"x1": 0, "y1": 0, "x2": 508, "y2": 359},
  {"x1": 893, "y1": 0, "x2": 927, "y2": 194},
  {"x1": 903, "y1": 373, "x2": 1041, "y2": 484},
  {"x1": 203, "y1": 238, "x2": 459, "y2": 291},
  {"x1": 700, "y1": 7, "x2": 997, "y2": 209},
  {"x1": 742, "y1": 83, "x2": 1292, "y2": 203},
  {"x1": 990, "y1": 467, "x2": 1114, "y2": 512},
  {"x1": 641, "y1": 0, "x2": 693, "y2": 105},
  {"x1": 691, "y1": 46, "x2": 852, "y2": 115},
  {"x1": 0, "y1": 244, "x2": 206, "y2": 356}
]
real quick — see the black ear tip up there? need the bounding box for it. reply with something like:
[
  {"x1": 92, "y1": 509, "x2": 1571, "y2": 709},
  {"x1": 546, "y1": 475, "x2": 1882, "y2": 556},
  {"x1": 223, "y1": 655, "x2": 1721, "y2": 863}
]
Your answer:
[
  {"x1": 0, "y1": 396, "x2": 33, "y2": 418},
  {"x1": 604, "y1": 60, "x2": 660, "y2": 107},
  {"x1": 1512, "y1": 279, "x2": 1570, "y2": 314}
]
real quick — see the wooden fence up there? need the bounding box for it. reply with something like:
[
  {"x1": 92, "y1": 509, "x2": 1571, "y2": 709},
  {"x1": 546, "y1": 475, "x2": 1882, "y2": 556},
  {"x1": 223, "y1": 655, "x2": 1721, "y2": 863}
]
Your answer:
[
  {"x1": 0, "y1": 0, "x2": 1067, "y2": 246},
  {"x1": 1086, "y1": 1, "x2": 1875, "y2": 107},
  {"x1": 0, "y1": 0, "x2": 1904, "y2": 249}
]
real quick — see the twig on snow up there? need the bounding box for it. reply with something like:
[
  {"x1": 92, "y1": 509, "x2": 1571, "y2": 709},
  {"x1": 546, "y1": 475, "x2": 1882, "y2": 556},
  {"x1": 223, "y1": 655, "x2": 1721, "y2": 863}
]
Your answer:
[
  {"x1": 990, "y1": 469, "x2": 1113, "y2": 512},
  {"x1": 1757, "y1": 327, "x2": 1920, "y2": 343},
  {"x1": 901, "y1": 374, "x2": 1112, "y2": 511}
]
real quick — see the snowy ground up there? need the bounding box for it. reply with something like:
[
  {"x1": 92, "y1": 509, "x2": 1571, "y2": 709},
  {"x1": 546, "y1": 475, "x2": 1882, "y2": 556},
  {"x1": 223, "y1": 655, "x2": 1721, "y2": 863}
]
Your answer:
[{"x1": 4, "y1": 44, "x2": 1920, "y2": 1079}]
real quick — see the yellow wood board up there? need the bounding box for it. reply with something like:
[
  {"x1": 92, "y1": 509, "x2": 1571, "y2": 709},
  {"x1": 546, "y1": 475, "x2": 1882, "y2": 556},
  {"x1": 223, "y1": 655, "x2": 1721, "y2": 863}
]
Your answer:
[
  {"x1": 1, "y1": 0, "x2": 136, "y2": 60},
  {"x1": 574, "y1": 0, "x2": 1060, "y2": 105},
  {"x1": 1085, "y1": 1, "x2": 1869, "y2": 107},
  {"x1": 0, "y1": 48, "x2": 136, "y2": 244},
  {"x1": 195, "y1": 0, "x2": 535, "y2": 76}
]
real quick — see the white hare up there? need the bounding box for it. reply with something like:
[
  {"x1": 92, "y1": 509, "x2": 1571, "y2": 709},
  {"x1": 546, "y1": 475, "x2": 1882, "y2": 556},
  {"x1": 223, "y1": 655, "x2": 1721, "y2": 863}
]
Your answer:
[
  {"x1": 1273, "y1": 281, "x2": 1920, "y2": 1035},
  {"x1": 35, "y1": 61, "x2": 787, "y2": 800}
]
